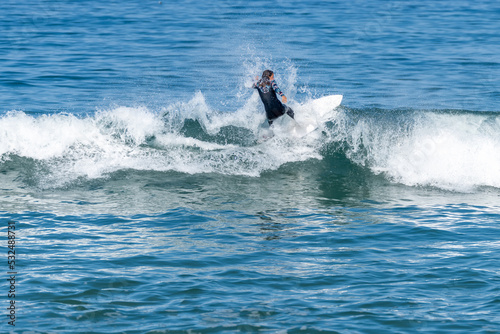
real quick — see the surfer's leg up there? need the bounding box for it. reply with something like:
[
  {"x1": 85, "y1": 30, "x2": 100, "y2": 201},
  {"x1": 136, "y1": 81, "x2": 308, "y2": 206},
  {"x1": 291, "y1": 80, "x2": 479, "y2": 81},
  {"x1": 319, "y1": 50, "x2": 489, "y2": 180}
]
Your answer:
[{"x1": 285, "y1": 106, "x2": 295, "y2": 119}]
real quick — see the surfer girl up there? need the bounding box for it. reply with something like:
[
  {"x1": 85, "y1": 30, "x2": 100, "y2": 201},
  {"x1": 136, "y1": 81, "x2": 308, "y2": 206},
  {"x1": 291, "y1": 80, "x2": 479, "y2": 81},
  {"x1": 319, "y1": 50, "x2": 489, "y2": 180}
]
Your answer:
[{"x1": 253, "y1": 70, "x2": 295, "y2": 126}]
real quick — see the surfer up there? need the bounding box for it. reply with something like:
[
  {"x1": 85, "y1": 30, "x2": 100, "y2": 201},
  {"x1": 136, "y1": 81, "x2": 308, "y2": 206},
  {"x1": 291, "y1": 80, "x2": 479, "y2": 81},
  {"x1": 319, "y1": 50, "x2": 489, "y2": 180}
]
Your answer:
[{"x1": 253, "y1": 70, "x2": 295, "y2": 126}]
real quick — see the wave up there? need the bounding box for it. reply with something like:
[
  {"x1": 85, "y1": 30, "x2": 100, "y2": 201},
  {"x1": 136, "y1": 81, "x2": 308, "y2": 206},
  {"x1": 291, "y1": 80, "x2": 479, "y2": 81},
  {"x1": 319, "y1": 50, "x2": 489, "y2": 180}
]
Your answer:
[
  {"x1": 0, "y1": 92, "x2": 323, "y2": 189},
  {"x1": 1, "y1": 93, "x2": 500, "y2": 192},
  {"x1": 342, "y1": 108, "x2": 500, "y2": 191}
]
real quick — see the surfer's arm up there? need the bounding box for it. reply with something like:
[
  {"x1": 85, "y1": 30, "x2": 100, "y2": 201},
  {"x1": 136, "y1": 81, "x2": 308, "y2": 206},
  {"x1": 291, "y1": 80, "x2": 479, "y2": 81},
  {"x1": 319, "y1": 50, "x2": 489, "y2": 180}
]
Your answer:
[{"x1": 271, "y1": 80, "x2": 287, "y2": 103}]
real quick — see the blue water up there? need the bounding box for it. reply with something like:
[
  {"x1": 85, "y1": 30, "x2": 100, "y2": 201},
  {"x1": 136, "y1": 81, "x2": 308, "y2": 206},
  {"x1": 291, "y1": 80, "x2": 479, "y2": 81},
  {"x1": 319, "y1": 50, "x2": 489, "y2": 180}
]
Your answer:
[{"x1": 1, "y1": 1, "x2": 500, "y2": 333}]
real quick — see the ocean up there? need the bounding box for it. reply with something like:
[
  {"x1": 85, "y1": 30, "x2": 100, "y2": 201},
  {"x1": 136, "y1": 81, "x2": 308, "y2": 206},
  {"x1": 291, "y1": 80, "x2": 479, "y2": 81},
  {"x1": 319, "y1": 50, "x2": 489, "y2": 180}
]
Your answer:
[{"x1": 1, "y1": 0, "x2": 500, "y2": 333}]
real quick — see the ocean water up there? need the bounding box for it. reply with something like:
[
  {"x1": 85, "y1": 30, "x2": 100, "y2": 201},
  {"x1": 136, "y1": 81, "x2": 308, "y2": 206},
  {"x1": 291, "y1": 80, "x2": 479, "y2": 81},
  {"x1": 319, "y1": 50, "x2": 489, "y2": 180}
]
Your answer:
[{"x1": 1, "y1": 0, "x2": 500, "y2": 333}]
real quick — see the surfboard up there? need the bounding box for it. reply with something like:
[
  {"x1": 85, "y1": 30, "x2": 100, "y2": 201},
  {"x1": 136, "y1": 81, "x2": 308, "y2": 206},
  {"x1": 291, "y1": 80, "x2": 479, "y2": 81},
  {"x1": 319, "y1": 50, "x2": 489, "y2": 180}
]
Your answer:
[
  {"x1": 291, "y1": 94, "x2": 343, "y2": 137},
  {"x1": 256, "y1": 94, "x2": 343, "y2": 142},
  {"x1": 311, "y1": 94, "x2": 343, "y2": 117}
]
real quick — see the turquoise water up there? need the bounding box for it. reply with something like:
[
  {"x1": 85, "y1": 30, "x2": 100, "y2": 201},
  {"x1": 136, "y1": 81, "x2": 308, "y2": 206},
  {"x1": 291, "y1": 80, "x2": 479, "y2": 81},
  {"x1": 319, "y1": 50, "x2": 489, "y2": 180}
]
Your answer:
[{"x1": 1, "y1": 1, "x2": 500, "y2": 333}]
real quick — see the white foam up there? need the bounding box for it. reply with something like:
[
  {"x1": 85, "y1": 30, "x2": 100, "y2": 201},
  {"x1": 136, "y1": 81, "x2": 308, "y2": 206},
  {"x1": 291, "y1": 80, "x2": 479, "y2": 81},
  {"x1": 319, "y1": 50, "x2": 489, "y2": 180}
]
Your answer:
[
  {"x1": 0, "y1": 92, "x2": 325, "y2": 188},
  {"x1": 344, "y1": 111, "x2": 500, "y2": 191},
  {"x1": 94, "y1": 106, "x2": 164, "y2": 145},
  {"x1": 0, "y1": 111, "x2": 100, "y2": 160}
]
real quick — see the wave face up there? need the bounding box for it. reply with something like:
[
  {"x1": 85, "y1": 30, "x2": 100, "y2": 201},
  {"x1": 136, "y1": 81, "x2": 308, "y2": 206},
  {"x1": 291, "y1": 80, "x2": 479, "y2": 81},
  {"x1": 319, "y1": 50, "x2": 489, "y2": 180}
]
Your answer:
[{"x1": 1, "y1": 94, "x2": 500, "y2": 192}]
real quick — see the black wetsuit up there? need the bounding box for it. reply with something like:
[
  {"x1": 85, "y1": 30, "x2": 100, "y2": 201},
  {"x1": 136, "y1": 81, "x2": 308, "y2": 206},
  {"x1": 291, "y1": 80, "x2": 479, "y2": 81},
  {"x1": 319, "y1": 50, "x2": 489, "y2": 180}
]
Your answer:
[{"x1": 254, "y1": 79, "x2": 294, "y2": 125}]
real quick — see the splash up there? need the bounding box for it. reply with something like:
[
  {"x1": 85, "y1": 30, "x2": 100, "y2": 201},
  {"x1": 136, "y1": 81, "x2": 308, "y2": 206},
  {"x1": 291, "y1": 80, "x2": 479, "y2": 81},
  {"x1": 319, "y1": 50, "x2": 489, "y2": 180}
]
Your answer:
[{"x1": 0, "y1": 92, "x2": 325, "y2": 189}]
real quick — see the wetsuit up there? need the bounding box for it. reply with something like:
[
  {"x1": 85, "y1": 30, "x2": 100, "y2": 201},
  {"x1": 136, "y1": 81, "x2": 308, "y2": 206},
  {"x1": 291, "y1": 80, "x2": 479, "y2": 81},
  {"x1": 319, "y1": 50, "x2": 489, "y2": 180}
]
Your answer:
[{"x1": 253, "y1": 79, "x2": 294, "y2": 125}]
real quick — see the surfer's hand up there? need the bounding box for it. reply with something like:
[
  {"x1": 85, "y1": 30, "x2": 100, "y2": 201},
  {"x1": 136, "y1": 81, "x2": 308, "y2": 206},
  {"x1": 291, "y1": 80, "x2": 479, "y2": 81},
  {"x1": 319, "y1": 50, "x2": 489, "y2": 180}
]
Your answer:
[{"x1": 282, "y1": 95, "x2": 287, "y2": 103}]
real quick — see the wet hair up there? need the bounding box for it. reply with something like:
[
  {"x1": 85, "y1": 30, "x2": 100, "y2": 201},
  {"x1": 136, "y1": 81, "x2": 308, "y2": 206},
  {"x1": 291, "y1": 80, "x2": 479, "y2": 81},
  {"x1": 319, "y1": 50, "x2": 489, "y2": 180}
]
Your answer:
[{"x1": 259, "y1": 69, "x2": 274, "y2": 87}]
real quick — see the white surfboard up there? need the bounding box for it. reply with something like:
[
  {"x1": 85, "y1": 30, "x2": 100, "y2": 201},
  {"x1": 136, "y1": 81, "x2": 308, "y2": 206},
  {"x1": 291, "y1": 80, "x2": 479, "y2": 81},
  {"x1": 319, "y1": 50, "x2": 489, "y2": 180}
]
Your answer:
[
  {"x1": 291, "y1": 94, "x2": 343, "y2": 137},
  {"x1": 311, "y1": 94, "x2": 343, "y2": 118},
  {"x1": 256, "y1": 94, "x2": 343, "y2": 142}
]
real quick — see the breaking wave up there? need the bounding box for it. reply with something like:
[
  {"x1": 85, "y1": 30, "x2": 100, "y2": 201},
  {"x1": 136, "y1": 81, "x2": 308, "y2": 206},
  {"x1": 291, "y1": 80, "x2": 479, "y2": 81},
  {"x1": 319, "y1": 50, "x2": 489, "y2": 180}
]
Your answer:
[{"x1": 1, "y1": 93, "x2": 500, "y2": 192}]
